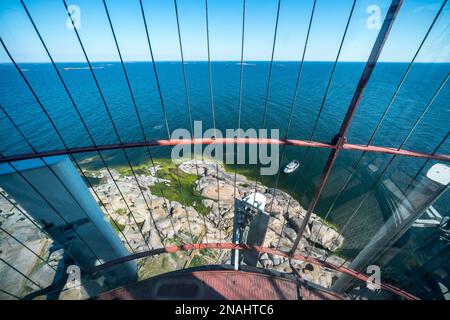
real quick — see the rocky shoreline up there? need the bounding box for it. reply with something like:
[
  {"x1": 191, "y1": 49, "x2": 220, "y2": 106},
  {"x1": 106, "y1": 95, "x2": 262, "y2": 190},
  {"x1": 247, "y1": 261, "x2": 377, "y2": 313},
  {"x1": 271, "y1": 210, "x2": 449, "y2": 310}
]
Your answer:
[{"x1": 0, "y1": 158, "x2": 345, "y2": 299}]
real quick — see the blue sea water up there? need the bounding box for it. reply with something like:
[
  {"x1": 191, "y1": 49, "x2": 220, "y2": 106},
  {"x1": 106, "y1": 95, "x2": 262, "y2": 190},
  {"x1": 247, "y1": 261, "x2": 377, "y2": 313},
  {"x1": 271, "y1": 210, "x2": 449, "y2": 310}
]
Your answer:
[{"x1": 0, "y1": 61, "x2": 449, "y2": 254}]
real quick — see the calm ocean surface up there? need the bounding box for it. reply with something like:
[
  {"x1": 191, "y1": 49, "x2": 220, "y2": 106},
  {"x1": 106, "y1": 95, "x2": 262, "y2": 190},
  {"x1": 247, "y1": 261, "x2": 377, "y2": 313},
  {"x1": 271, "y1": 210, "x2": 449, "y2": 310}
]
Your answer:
[{"x1": 1, "y1": 61, "x2": 449, "y2": 254}]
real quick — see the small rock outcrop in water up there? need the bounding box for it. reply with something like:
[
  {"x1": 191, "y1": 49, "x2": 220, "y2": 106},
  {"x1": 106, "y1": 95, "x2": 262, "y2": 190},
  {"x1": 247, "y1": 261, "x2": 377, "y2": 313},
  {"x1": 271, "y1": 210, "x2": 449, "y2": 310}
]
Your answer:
[{"x1": 0, "y1": 159, "x2": 345, "y2": 299}]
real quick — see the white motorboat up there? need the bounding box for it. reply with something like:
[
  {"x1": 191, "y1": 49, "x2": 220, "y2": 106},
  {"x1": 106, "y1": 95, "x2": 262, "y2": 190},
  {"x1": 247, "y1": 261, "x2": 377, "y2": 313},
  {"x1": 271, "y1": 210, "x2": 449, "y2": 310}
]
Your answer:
[{"x1": 283, "y1": 160, "x2": 300, "y2": 174}]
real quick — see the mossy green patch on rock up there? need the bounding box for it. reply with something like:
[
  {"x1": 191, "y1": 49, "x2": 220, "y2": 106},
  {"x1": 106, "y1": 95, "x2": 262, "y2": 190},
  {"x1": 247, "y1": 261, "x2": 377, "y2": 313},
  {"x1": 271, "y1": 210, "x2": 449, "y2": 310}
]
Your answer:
[
  {"x1": 137, "y1": 252, "x2": 189, "y2": 281},
  {"x1": 109, "y1": 218, "x2": 125, "y2": 233},
  {"x1": 114, "y1": 163, "x2": 151, "y2": 178},
  {"x1": 115, "y1": 208, "x2": 127, "y2": 216},
  {"x1": 189, "y1": 255, "x2": 208, "y2": 268},
  {"x1": 150, "y1": 160, "x2": 208, "y2": 215}
]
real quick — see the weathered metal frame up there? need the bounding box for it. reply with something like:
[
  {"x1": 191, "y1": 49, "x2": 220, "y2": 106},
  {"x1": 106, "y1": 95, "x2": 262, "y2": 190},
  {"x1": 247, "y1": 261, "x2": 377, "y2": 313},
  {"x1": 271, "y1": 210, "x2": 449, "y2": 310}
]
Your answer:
[
  {"x1": 86, "y1": 242, "x2": 419, "y2": 300},
  {"x1": 1, "y1": 0, "x2": 449, "y2": 301}
]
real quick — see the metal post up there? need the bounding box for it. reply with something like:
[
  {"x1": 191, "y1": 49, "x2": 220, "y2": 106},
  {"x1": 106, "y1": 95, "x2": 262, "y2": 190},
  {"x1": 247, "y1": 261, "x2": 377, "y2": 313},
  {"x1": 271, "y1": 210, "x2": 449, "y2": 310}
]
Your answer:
[{"x1": 289, "y1": 0, "x2": 404, "y2": 256}]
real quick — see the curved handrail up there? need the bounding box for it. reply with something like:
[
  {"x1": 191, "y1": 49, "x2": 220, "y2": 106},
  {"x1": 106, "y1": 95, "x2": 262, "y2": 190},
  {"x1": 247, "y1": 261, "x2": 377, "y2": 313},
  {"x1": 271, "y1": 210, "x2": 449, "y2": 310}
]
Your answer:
[
  {"x1": 87, "y1": 242, "x2": 419, "y2": 301},
  {"x1": 0, "y1": 138, "x2": 448, "y2": 163}
]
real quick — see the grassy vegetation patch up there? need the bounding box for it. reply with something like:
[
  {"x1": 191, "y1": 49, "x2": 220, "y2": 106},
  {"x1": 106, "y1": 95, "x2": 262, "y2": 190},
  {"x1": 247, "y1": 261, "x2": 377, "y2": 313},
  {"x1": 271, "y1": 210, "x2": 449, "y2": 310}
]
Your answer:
[
  {"x1": 170, "y1": 252, "x2": 179, "y2": 262},
  {"x1": 112, "y1": 159, "x2": 209, "y2": 215},
  {"x1": 30, "y1": 244, "x2": 50, "y2": 275},
  {"x1": 189, "y1": 255, "x2": 208, "y2": 268},
  {"x1": 161, "y1": 255, "x2": 169, "y2": 270},
  {"x1": 150, "y1": 160, "x2": 209, "y2": 215},
  {"x1": 109, "y1": 218, "x2": 125, "y2": 233},
  {"x1": 138, "y1": 256, "x2": 172, "y2": 280},
  {"x1": 30, "y1": 259, "x2": 45, "y2": 275},
  {"x1": 321, "y1": 218, "x2": 339, "y2": 231},
  {"x1": 114, "y1": 163, "x2": 151, "y2": 178},
  {"x1": 115, "y1": 208, "x2": 127, "y2": 216},
  {"x1": 224, "y1": 163, "x2": 258, "y2": 180},
  {"x1": 202, "y1": 248, "x2": 218, "y2": 259},
  {"x1": 164, "y1": 237, "x2": 183, "y2": 247}
]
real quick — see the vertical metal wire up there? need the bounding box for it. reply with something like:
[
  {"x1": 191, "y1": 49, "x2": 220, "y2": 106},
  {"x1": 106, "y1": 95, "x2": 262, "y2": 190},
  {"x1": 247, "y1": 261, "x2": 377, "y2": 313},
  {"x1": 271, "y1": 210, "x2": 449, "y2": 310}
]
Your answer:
[
  {"x1": 270, "y1": 8, "x2": 319, "y2": 235},
  {"x1": 0, "y1": 0, "x2": 445, "y2": 288},
  {"x1": 102, "y1": 0, "x2": 157, "y2": 227},
  {"x1": 205, "y1": 0, "x2": 217, "y2": 245},
  {"x1": 139, "y1": 0, "x2": 188, "y2": 244},
  {"x1": 205, "y1": 0, "x2": 216, "y2": 138},
  {"x1": 0, "y1": 39, "x2": 102, "y2": 261},
  {"x1": 251, "y1": 0, "x2": 282, "y2": 209},
  {"x1": 4, "y1": 160, "x2": 100, "y2": 262},
  {"x1": 61, "y1": 0, "x2": 157, "y2": 249},
  {"x1": 260, "y1": 0, "x2": 318, "y2": 248},
  {"x1": 272, "y1": 0, "x2": 356, "y2": 240},
  {"x1": 71, "y1": 158, "x2": 136, "y2": 252},
  {"x1": 173, "y1": 0, "x2": 194, "y2": 137},
  {"x1": 17, "y1": 0, "x2": 144, "y2": 253},
  {"x1": 273, "y1": 0, "x2": 317, "y2": 250},
  {"x1": 366, "y1": 0, "x2": 448, "y2": 145},
  {"x1": 305, "y1": 0, "x2": 448, "y2": 258},
  {"x1": 0, "y1": 166, "x2": 73, "y2": 262},
  {"x1": 260, "y1": 0, "x2": 282, "y2": 129},
  {"x1": 227, "y1": 0, "x2": 246, "y2": 267},
  {"x1": 0, "y1": 172, "x2": 56, "y2": 276},
  {"x1": 0, "y1": 288, "x2": 20, "y2": 300},
  {"x1": 305, "y1": 0, "x2": 353, "y2": 133},
  {"x1": 322, "y1": 73, "x2": 450, "y2": 261},
  {"x1": 1, "y1": 106, "x2": 116, "y2": 259},
  {"x1": 227, "y1": 0, "x2": 247, "y2": 266},
  {"x1": 0, "y1": 257, "x2": 43, "y2": 289},
  {"x1": 403, "y1": 134, "x2": 450, "y2": 195},
  {"x1": 1, "y1": 170, "x2": 60, "y2": 258},
  {"x1": 0, "y1": 104, "x2": 134, "y2": 253},
  {"x1": 332, "y1": 130, "x2": 449, "y2": 269},
  {"x1": 232, "y1": 0, "x2": 247, "y2": 203},
  {"x1": 172, "y1": 0, "x2": 201, "y2": 243},
  {"x1": 102, "y1": 0, "x2": 185, "y2": 247},
  {"x1": 139, "y1": 0, "x2": 171, "y2": 139},
  {"x1": 283, "y1": 0, "x2": 316, "y2": 141},
  {"x1": 0, "y1": 226, "x2": 56, "y2": 271},
  {"x1": 0, "y1": 186, "x2": 49, "y2": 233},
  {"x1": 289, "y1": 0, "x2": 404, "y2": 257}
]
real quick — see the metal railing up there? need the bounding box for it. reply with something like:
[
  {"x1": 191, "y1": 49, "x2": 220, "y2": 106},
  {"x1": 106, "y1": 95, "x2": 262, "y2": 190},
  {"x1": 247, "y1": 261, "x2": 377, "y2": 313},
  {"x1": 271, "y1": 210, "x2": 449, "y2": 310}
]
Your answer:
[{"x1": 0, "y1": 0, "x2": 449, "y2": 300}]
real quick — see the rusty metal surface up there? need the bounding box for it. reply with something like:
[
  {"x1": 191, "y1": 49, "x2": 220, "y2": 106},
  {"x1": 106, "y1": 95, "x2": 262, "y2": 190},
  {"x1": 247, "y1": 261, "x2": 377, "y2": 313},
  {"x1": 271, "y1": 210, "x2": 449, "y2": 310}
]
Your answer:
[
  {"x1": 88, "y1": 243, "x2": 418, "y2": 300},
  {"x1": 96, "y1": 267, "x2": 344, "y2": 300}
]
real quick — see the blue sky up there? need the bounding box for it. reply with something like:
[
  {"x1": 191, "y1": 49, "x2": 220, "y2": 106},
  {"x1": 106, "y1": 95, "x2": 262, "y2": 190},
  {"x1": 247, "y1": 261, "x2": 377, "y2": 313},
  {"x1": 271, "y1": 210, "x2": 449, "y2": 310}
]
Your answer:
[{"x1": 0, "y1": 0, "x2": 449, "y2": 63}]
